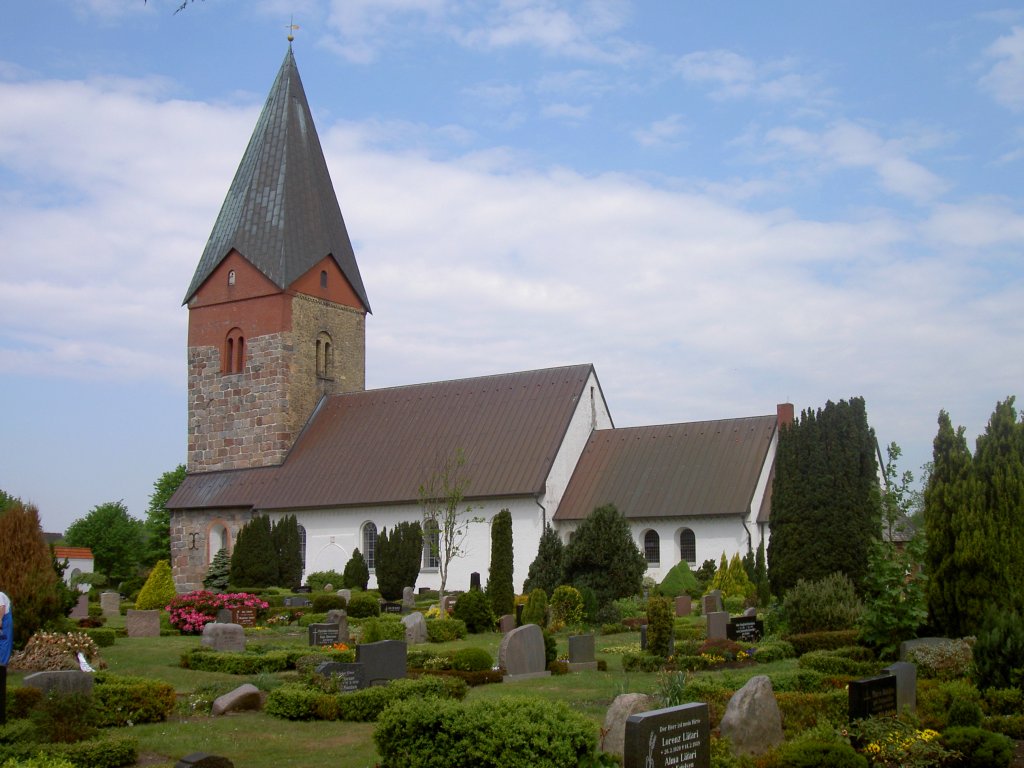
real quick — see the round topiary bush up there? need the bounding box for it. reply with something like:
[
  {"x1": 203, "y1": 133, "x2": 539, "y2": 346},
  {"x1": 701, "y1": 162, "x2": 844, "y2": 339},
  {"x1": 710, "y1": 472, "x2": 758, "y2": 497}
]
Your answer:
[
  {"x1": 346, "y1": 592, "x2": 380, "y2": 618},
  {"x1": 311, "y1": 594, "x2": 346, "y2": 613},
  {"x1": 451, "y1": 647, "x2": 493, "y2": 672},
  {"x1": 548, "y1": 585, "x2": 584, "y2": 629},
  {"x1": 452, "y1": 589, "x2": 495, "y2": 634},
  {"x1": 521, "y1": 588, "x2": 548, "y2": 628},
  {"x1": 941, "y1": 726, "x2": 1014, "y2": 768},
  {"x1": 658, "y1": 560, "x2": 700, "y2": 598},
  {"x1": 782, "y1": 572, "x2": 863, "y2": 634}
]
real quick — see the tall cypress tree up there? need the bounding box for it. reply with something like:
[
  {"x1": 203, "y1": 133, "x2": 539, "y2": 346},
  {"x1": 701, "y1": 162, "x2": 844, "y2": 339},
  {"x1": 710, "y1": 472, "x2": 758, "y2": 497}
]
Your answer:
[
  {"x1": 486, "y1": 509, "x2": 515, "y2": 617},
  {"x1": 923, "y1": 411, "x2": 974, "y2": 636},
  {"x1": 523, "y1": 523, "x2": 564, "y2": 596},
  {"x1": 271, "y1": 514, "x2": 303, "y2": 589},
  {"x1": 768, "y1": 397, "x2": 881, "y2": 596},
  {"x1": 375, "y1": 521, "x2": 422, "y2": 600},
  {"x1": 230, "y1": 515, "x2": 277, "y2": 588}
]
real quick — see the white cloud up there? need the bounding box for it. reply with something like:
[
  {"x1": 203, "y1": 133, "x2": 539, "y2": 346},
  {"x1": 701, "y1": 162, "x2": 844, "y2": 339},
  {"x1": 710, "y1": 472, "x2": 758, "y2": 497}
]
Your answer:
[
  {"x1": 632, "y1": 114, "x2": 688, "y2": 148},
  {"x1": 980, "y1": 26, "x2": 1024, "y2": 110},
  {"x1": 540, "y1": 102, "x2": 590, "y2": 121},
  {"x1": 675, "y1": 49, "x2": 827, "y2": 105}
]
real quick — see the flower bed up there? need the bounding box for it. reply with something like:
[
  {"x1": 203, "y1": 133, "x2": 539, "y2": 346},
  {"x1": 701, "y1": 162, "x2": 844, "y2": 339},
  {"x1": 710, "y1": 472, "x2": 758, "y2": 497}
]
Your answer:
[{"x1": 165, "y1": 590, "x2": 269, "y2": 634}]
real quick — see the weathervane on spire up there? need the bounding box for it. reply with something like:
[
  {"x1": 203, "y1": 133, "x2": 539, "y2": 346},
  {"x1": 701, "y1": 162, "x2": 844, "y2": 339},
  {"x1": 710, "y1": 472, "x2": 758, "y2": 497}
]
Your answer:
[{"x1": 286, "y1": 16, "x2": 300, "y2": 44}]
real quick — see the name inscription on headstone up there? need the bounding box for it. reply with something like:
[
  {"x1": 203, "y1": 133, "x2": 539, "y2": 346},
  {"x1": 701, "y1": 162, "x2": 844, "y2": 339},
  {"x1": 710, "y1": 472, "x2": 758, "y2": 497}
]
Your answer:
[
  {"x1": 624, "y1": 702, "x2": 710, "y2": 768},
  {"x1": 849, "y1": 673, "x2": 898, "y2": 721},
  {"x1": 309, "y1": 623, "x2": 341, "y2": 647},
  {"x1": 231, "y1": 607, "x2": 257, "y2": 627},
  {"x1": 725, "y1": 618, "x2": 763, "y2": 643},
  {"x1": 381, "y1": 602, "x2": 403, "y2": 614}
]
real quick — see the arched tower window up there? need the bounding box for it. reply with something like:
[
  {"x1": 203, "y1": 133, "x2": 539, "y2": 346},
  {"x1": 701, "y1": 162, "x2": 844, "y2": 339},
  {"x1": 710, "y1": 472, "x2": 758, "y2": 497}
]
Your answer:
[
  {"x1": 316, "y1": 331, "x2": 333, "y2": 380},
  {"x1": 423, "y1": 519, "x2": 440, "y2": 569},
  {"x1": 644, "y1": 530, "x2": 660, "y2": 566},
  {"x1": 223, "y1": 327, "x2": 245, "y2": 374},
  {"x1": 362, "y1": 522, "x2": 377, "y2": 569},
  {"x1": 320, "y1": 270, "x2": 328, "y2": 289},
  {"x1": 227, "y1": 270, "x2": 236, "y2": 286},
  {"x1": 679, "y1": 528, "x2": 696, "y2": 565}
]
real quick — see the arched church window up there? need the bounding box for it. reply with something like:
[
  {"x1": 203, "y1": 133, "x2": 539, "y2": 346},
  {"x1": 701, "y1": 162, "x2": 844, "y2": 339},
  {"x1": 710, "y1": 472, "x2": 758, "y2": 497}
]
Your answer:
[
  {"x1": 228, "y1": 270, "x2": 236, "y2": 286},
  {"x1": 679, "y1": 528, "x2": 696, "y2": 565},
  {"x1": 223, "y1": 328, "x2": 245, "y2": 374},
  {"x1": 644, "y1": 530, "x2": 660, "y2": 566},
  {"x1": 362, "y1": 522, "x2": 377, "y2": 570},
  {"x1": 316, "y1": 331, "x2": 333, "y2": 380},
  {"x1": 208, "y1": 521, "x2": 230, "y2": 564},
  {"x1": 423, "y1": 519, "x2": 440, "y2": 570},
  {"x1": 297, "y1": 524, "x2": 306, "y2": 572}
]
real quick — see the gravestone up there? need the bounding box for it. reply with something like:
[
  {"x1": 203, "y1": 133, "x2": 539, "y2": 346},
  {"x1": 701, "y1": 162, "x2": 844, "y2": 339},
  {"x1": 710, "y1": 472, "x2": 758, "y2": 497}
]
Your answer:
[
  {"x1": 624, "y1": 702, "x2": 710, "y2": 768},
  {"x1": 100, "y1": 591, "x2": 121, "y2": 617},
  {"x1": 401, "y1": 611, "x2": 427, "y2": 644},
  {"x1": 381, "y1": 601, "x2": 403, "y2": 615},
  {"x1": 323, "y1": 583, "x2": 333, "y2": 592},
  {"x1": 70, "y1": 594, "x2": 89, "y2": 619},
  {"x1": 324, "y1": 610, "x2": 350, "y2": 642},
  {"x1": 175, "y1": 753, "x2": 234, "y2": 768},
  {"x1": 230, "y1": 607, "x2": 257, "y2": 627},
  {"x1": 674, "y1": 595, "x2": 692, "y2": 617},
  {"x1": 882, "y1": 661, "x2": 917, "y2": 714},
  {"x1": 202, "y1": 622, "x2": 245, "y2": 653},
  {"x1": 216, "y1": 609, "x2": 233, "y2": 624},
  {"x1": 441, "y1": 595, "x2": 457, "y2": 614},
  {"x1": 23, "y1": 671, "x2": 94, "y2": 696},
  {"x1": 719, "y1": 676, "x2": 783, "y2": 757},
  {"x1": 126, "y1": 609, "x2": 161, "y2": 638},
  {"x1": 283, "y1": 596, "x2": 311, "y2": 608},
  {"x1": 515, "y1": 603, "x2": 524, "y2": 625},
  {"x1": 726, "y1": 617, "x2": 764, "y2": 643},
  {"x1": 499, "y1": 614, "x2": 516, "y2": 634},
  {"x1": 308, "y1": 623, "x2": 342, "y2": 647},
  {"x1": 356, "y1": 639, "x2": 408, "y2": 686},
  {"x1": 499, "y1": 623, "x2": 550, "y2": 681},
  {"x1": 402, "y1": 586, "x2": 415, "y2": 610},
  {"x1": 701, "y1": 590, "x2": 723, "y2": 616},
  {"x1": 316, "y1": 661, "x2": 366, "y2": 693},
  {"x1": 294, "y1": 585, "x2": 312, "y2": 593},
  {"x1": 338, "y1": 589, "x2": 351, "y2": 605},
  {"x1": 603, "y1": 693, "x2": 657, "y2": 758},
  {"x1": 568, "y1": 633, "x2": 598, "y2": 672},
  {"x1": 849, "y1": 673, "x2": 898, "y2": 721},
  {"x1": 211, "y1": 684, "x2": 262, "y2": 716},
  {"x1": 470, "y1": 572, "x2": 481, "y2": 591},
  {"x1": 705, "y1": 611, "x2": 729, "y2": 641}
]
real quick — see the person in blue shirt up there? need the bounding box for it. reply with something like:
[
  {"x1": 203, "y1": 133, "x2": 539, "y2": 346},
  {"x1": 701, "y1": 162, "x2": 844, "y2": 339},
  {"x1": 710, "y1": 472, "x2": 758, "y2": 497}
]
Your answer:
[{"x1": 0, "y1": 591, "x2": 11, "y2": 725}]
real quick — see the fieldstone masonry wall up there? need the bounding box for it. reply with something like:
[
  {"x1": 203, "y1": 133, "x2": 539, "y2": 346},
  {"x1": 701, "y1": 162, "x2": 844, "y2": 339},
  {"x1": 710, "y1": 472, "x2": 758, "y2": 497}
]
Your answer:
[{"x1": 171, "y1": 508, "x2": 254, "y2": 592}]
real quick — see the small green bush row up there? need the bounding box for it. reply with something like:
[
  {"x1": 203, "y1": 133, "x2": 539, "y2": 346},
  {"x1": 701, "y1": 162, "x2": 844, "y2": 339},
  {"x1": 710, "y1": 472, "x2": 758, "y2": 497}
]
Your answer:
[
  {"x1": 266, "y1": 676, "x2": 467, "y2": 722},
  {"x1": 360, "y1": 616, "x2": 406, "y2": 643},
  {"x1": 426, "y1": 617, "x2": 467, "y2": 642},
  {"x1": 621, "y1": 653, "x2": 665, "y2": 672},
  {"x1": 181, "y1": 646, "x2": 355, "y2": 674},
  {"x1": 82, "y1": 629, "x2": 116, "y2": 648},
  {"x1": 0, "y1": 736, "x2": 137, "y2": 768},
  {"x1": 373, "y1": 696, "x2": 601, "y2": 768},
  {"x1": 406, "y1": 647, "x2": 493, "y2": 673},
  {"x1": 417, "y1": 669, "x2": 504, "y2": 687},
  {"x1": 92, "y1": 674, "x2": 176, "y2": 727},
  {"x1": 796, "y1": 649, "x2": 880, "y2": 677},
  {"x1": 786, "y1": 629, "x2": 860, "y2": 655}
]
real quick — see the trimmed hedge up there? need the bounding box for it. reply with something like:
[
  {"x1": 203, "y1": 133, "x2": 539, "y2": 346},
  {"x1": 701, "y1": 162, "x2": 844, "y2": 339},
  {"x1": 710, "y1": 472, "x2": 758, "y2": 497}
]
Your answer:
[
  {"x1": 361, "y1": 616, "x2": 406, "y2": 643},
  {"x1": 92, "y1": 674, "x2": 176, "y2": 727},
  {"x1": 0, "y1": 736, "x2": 137, "y2": 768},
  {"x1": 426, "y1": 618, "x2": 467, "y2": 643},
  {"x1": 941, "y1": 726, "x2": 1014, "y2": 768},
  {"x1": 373, "y1": 696, "x2": 600, "y2": 768},
  {"x1": 786, "y1": 630, "x2": 860, "y2": 655},
  {"x1": 181, "y1": 647, "x2": 355, "y2": 674},
  {"x1": 83, "y1": 629, "x2": 116, "y2": 648},
  {"x1": 796, "y1": 650, "x2": 879, "y2": 678},
  {"x1": 266, "y1": 676, "x2": 467, "y2": 722}
]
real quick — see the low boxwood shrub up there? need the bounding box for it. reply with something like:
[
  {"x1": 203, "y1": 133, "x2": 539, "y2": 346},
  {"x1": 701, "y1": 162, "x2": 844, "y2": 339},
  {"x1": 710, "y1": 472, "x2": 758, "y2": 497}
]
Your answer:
[
  {"x1": 621, "y1": 653, "x2": 665, "y2": 673},
  {"x1": 419, "y1": 669, "x2": 504, "y2": 687},
  {"x1": 426, "y1": 617, "x2": 466, "y2": 643},
  {"x1": 266, "y1": 675, "x2": 467, "y2": 722},
  {"x1": 180, "y1": 648, "x2": 293, "y2": 675},
  {"x1": 451, "y1": 647, "x2": 492, "y2": 672},
  {"x1": 983, "y1": 687, "x2": 1024, "y2": 715},
  {"x1": 796, "y1": 650, "x2": 878, "y2": 677},
  {"x1": 0, "y1": 736, "x2": 139, "y2": 768},
  {"x1": 774, "y1": 690, "x2": 848, "y2": 733},
  {"x1": 753, "y1": 639, "x2": 796, "y2": 663},
  {"x1": 786, "y1": 630, "x2": 861, "y2": 655},
  {"x1": 374, "y1": 696, "x2": 599, "y2": 767},
  {"x1": 360, "y1": 616, "x2": 406, "y2": 643},
  {"x1": 304, "y1": 571, "x2": 345, "y2": 592},
  {"x1": 92, "y1": 674, "x2": 176, "y2": 727},
  {"x1": 310, "y1": 594, "x2": 346, "y2": 613},
  {"x1": 985, "y1": 714, "x2": 1024, "y2": 739},
  {"x1": 452, "y1": 589, "x2": 495, "y2": 634},
  {"x1": 0, "y1": 755, "x2": 75, "y2": 768},
  {"x1": 947, "y1": 697, "x2": 984, "y2": 728},
  {"x1": 782, "y1": 572, "x2": 862, "y2": 634},
  {"x1": 774, "y1": 739, "x2": 867, "y2": 768},
  {"x1": 264, "y1": 684, "x2": 324, "y2": 721},
  {"x1": 941, "y1": 726, "x2": 1014, "y2": 768},
  {"x1": 765, "y1": 669, "x2": 831, "y2": 693},
  {"x1": 9, "y1": 686, "x2": 44, "y2": 718},
  {"x1": 83, "y1": 629, "x2": 116, "y2": 648},
  {"x1": 345, "y1": 592, "x2": 380, "y2": 619},
  {"x1": 297, "y1": 611, "x2": 328, "y2": 627}
]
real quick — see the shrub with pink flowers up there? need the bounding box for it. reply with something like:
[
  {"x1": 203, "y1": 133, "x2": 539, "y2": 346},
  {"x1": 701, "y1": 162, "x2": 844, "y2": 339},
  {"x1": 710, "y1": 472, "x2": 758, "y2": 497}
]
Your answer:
[{"x1": 166, "y1": 590, "x2": 269, "y2": 634}]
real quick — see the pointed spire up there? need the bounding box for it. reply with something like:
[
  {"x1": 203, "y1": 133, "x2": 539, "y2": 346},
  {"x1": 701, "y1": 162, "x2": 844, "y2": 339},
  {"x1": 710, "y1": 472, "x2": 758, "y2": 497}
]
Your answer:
[{"x1": 184, "y1": 48, "x2": 370, "y2": 312}]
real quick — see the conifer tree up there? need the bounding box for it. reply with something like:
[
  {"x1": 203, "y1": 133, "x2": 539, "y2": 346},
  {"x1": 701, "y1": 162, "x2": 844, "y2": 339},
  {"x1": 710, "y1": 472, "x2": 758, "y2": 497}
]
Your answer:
[
  {"x1": 485, "y1": 509, "x2": 515, "y2": 617},
  {"x1": 562, "y1": 504, "x2": 646, "y2": 605},
  {"x1": 768, "y1": 397, "x2": 881, "y2": 596},
  {"x1": 203, "y1": 547, "x2": 231, "y2": 591},
  {"x1": 0, "y1": 501, "x2": 61, "y2": 646},
  {"x1": 754, "y1": 538, "x2": 770, "y2": 607},
  {"x1": 135, "y1": 560, "x2": 178, "y2": 610},
  {"x1": 229, "y1": 515, "x2": 277, "y2": 588},
  {"x1": 271, "y1": 514, "x2": 303, "y2": 589},
  {"x1": 523, "y1": 524, "x2": 564, "y2": 596},
  {"x1": 342, "y1": 548, "x2": 370, "y2": 590},
  {"x1": 375, "y1": 521, "x2": 422, "y2": 600}
]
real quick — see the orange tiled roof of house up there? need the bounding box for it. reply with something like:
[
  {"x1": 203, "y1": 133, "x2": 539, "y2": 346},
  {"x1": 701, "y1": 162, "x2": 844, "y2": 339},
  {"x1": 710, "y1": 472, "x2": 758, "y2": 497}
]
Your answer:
[{"x1": 53, "y1": 547, "x2": 93, "y2": 560}]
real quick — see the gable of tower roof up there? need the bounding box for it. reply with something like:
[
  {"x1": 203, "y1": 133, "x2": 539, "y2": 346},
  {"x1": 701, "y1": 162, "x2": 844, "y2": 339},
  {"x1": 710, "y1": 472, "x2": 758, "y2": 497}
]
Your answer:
[
  {"x1": 554, "y1": 415, "x2": 778, "y2": 521},
  {"x1": 183, "y1": 47, "x2": 370, "y2": 312}
]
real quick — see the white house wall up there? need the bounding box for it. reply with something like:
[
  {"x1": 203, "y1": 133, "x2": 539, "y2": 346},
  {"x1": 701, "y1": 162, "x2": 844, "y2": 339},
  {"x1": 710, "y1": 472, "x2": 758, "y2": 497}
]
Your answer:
[{"x1": 274, "y1": 495, "x2": 544, "y2": 595}]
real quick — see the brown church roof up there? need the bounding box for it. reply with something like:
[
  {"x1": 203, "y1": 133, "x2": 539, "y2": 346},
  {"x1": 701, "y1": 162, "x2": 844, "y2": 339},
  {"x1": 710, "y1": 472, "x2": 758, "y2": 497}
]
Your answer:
[
  {"x1": 553, "y1": 415, "x2": 777, "y2": 521},
  {"x1": 184, "y1": 47, "x2": 370, "y2": 311},
  {"x1": 169, "y1": 364, "x2": 597, "y2": 511}
]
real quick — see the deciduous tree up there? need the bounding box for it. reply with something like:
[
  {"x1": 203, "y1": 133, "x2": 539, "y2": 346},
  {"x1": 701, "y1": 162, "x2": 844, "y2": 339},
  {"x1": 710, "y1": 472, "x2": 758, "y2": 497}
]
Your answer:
[
  {"x1": 64, "y1": 500, "x2": 144, "y2": 586},
  {"x1": 141, "y1": 464, "x2": 186, "y2": 567},
  {"x1": 0, "y1": 501, "x2": 62, "y2": 646}
]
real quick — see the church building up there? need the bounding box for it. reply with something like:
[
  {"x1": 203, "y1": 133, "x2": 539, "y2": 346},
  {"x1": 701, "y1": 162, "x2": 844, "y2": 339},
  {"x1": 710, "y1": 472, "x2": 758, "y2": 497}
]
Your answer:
[{"x1": 167, "y1": 49, "x2": 788, "y2": 594}]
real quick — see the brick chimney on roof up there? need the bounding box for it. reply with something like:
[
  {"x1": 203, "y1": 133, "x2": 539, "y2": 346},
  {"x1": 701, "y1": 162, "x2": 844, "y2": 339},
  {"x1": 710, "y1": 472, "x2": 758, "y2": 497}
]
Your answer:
[{"x1": 777, "y1": 402, "x2": 794, "y2": 428}]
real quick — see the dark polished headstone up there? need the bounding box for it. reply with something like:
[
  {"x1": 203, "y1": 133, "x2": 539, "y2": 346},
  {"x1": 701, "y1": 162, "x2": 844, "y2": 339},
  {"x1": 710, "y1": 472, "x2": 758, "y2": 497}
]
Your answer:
[
  {"x1": 356, "y1": 639, "x2": 407, "y2": 686},
  {"x1": 726, "y1": 617, "x2": 763, "y2": 643},
  {"x1": 308, "y1": 623, "x2": 341, "y2": 647},
  {"x1": 849, "y1": 674, "x2": 897, "y2": 721},
  {"x1": 624, "y1": 702, "x2": 710, "y2": 768},
  {"x1": 315, "y1": 661, "x2": 365, "y2": 692}
]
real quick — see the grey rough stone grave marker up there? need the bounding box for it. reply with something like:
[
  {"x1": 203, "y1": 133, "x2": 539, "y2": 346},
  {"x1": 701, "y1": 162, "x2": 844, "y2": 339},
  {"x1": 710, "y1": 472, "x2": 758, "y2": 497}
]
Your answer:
[
  {"x1": 100, "y1": 591, "x2": 121, "y2": 617},
  {"x1": 211, "y1": 684, "x2": 262, "y2": 716},
  {"x1": 402, "y1": 586, "x2": 415, "y2": 611},
  {"x1": 401, "y1": 611, "x2": 427, "y2": 644},
  {"x1": 499, "y1": 623, "x2": 550, "y2": 681},
  {"x1": 674, "y1": 595, "x2": 692, "y2": 617},
  {"x1": 175, "y1": 753, "x2": 234, "y2": 768},
  {"x1": 216, "y1": 609, "x2": 233, "y2": 624},
  {"x1": 603, "y1": 693, "x2": 657, "y2": 758},
  {"x1": 202, "y1": 622, "x2": 245, "y2": 653},
  {"x1": 719, "y1": 676, "x2": 783, "y2": 757},
  {"x1": 706, "y1": 611, "x2": 729, "y2": 641},
  {"x1": 70, "y1": 594, "x2": 89, "y2": 619},
  {"x1": 356, "y1": 639, "x2": 407, "y2": 686},
  {"x1": 624, "y1": 702, "x2": 710, "y2": 768},
  {"x1": 338, "y1": 589, "x2": 351, "y2": 604},
  {"x1": 849, "y1": 673, "x2": 898, "y2": 721},
  {"x1": 726, "y1": 617, "x2": 763, "y2": 643},
  {"x1": 324, "y1": 610, "x2": 350, "y2": 642},
  {"x1": 568, "y1": 633, "x2": 598, "y2": 672},
  {"x1": 23, "y1": 671, "x2": 94, "y2": 696},
  {"x1": 126, "y1": 609, "x2": 161, "y2": 637},
  {"x1": 882, "y1": 661, "x2": 917, "y2": 714},
  {"x1": 701, "y1": 590, "x2": 723, "y2": 616},
  {"x1": 308, "y1": 623, "x2": 342, "y2": 647},
  {"x1": 316, "y1": 661, "x2": 366, "y2": 692},
  {"x1": 499, "y1": 613, "x2": 515, "y2": 633}
]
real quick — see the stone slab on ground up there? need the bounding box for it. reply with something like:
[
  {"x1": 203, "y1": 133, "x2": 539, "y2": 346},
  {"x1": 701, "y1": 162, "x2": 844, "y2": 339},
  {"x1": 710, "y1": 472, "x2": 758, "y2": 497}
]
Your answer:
[
  {"x1": 211, "y1": 683, "x2": 262, "y2": 716},
  {"x1": 23, "y1": 670, "x2": 94, "y2": 696},
  {"x1": 175, "y1": 753, "x2": 234, "y2": 768}
]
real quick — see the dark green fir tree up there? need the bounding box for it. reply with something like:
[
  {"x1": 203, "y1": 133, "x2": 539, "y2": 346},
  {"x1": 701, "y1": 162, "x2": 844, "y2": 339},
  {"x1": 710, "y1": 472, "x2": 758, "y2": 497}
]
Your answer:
[
  {"x1": 342, "y1": 547, "x2": 370, "y2": 591},
  {"x1": 523, "y1": 523, "x2": 564, "y2": 596},
  {"x1": 485, "y1": 508, "x2": 515, "y2": 617},
  {"x1": 375, "y1": 521, "x2": 422, "y2": 600},
  {"x1": 271, "y1": 514, "x2": 303, "y2": 589},
  {"x1": 229, "y1": 515, "x2": 277, "y2": 588},
  {"x1": 563, "y1": 504, "x2": 646, "y2": 605}
]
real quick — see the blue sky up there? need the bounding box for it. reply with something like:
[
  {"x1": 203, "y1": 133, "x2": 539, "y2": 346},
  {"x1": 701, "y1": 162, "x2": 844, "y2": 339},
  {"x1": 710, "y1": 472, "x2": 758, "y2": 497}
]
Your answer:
[{"x1": 2, "y1": 1, "x2": 1022, "y2": 534}]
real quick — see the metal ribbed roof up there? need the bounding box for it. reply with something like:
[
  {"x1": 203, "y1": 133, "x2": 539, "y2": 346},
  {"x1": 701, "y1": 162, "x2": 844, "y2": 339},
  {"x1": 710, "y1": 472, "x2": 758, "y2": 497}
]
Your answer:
[
  {"x1": 168, "y1": 364, "x2": 594, "y2": 511},
  {"x1": 183, "y1": 48, "x2": 370, "y2": 311},
  {"x1": 553, "y1": 415, "x2": 777, "y2": 521}
]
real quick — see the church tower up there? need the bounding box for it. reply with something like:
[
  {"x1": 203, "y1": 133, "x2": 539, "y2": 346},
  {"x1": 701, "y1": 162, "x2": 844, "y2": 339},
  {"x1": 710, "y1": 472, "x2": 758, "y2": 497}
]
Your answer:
[{"x1": 183, "y1": 48, "x2": 370, "y2": 474}]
